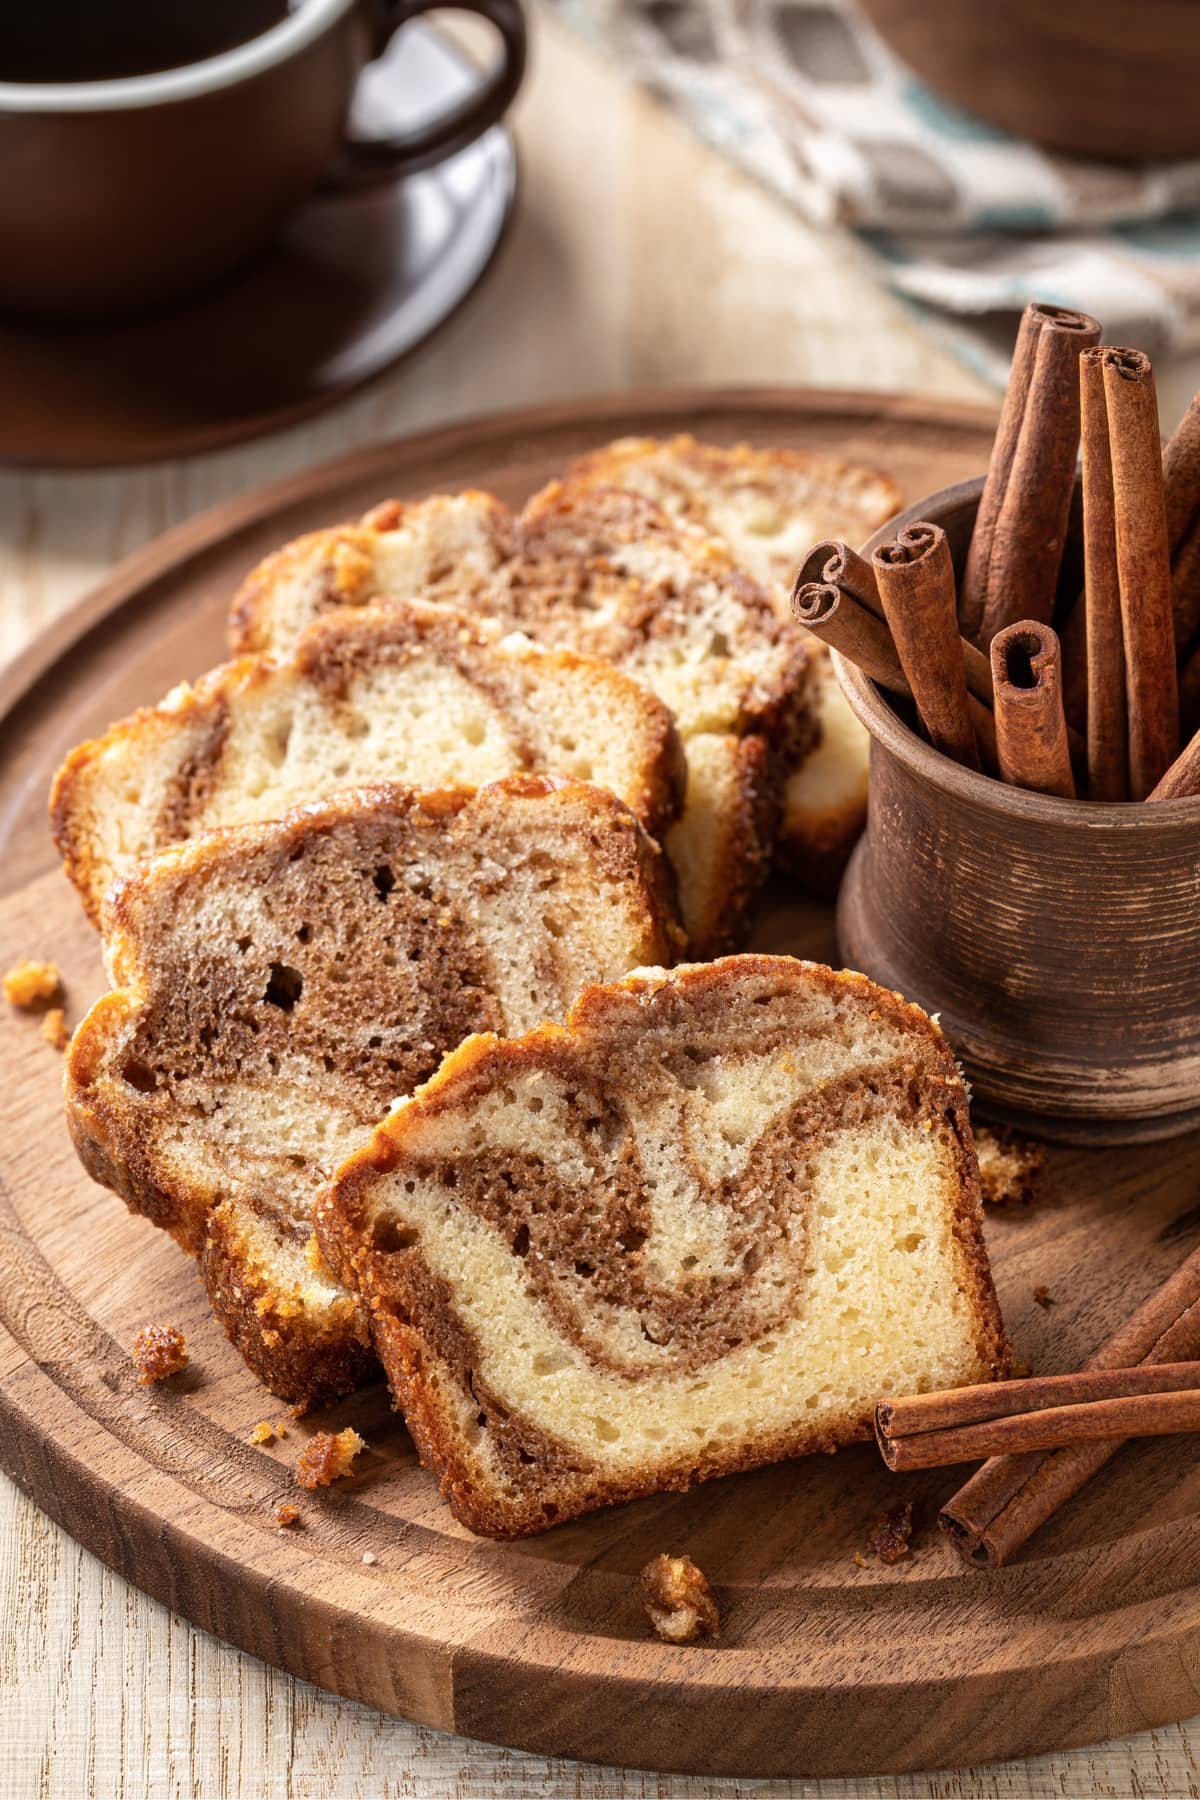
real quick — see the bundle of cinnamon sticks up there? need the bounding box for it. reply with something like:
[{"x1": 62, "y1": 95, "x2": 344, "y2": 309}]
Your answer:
[
  {"x1": 874, "y1": 1238, "x2": 1200, "y2": 1568},
  {"x1": 793, "y1": 302, "x2": 1200, "y2": 804}
]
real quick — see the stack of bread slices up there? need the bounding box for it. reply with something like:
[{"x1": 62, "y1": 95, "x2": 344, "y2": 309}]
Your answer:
[{"x1": 54, "y1": 437, "x2": 1008, "y2": 1537}]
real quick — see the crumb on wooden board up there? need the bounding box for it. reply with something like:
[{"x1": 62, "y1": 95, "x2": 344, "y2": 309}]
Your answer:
[
  {"x1": 40, "y1": 1007, "x2": 68, "y2": 1049},
  {"x1": 973, "y1": 1123, "x2": 1047, "y2": 1208},
  {"x1": 130, "y1": 1323, "x2": 188, "y2": 1385},
  {"x1": 639, "y1": 1553, "x2": 720, "y2": 1644},
  {"x1": 870, "y1": 1500, "x2": 915, "y2": 1565},
  {"x1": 295, "y1": 1427, "x2": 365, "y2": 1489},
  {"x1": 274, "y1": 1503, "x2": 301, "y2": 1529},
  {"x1": 4, "y1": 958, "x2": 61, "y2": 1009}
]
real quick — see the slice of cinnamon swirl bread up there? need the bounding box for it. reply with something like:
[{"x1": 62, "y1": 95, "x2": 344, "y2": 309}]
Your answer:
[
  {"x1": 317, "y1": 955, "x2": 1008, "y2": 1537},
  {"x1": 65, "y1": 779, "x2": 682, "y2": 1404},
  {"x1": 565, "y1": 437, "x2": 902, "y2": 893},
  {"x1": 227, "y1": 484, "x2": 813, "y2": 955},
  {"x1": 51, "y1": 599, "x2": 684, "y2": 926}
]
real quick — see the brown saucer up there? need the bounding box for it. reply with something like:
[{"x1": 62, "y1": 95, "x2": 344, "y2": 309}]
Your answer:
[{"x1": 0, "y1": 23, "x2": 517, "y2": 469}]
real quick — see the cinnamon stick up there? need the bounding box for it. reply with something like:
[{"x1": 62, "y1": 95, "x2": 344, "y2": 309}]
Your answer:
[
  {"x1": 1148, "y1": 723, "x2": 1200, "y2": 801},
  {"x1": 990, "y1": 621, "x2": 1075, "y2": 798},
  {"x1": 792, "y1": 577, "x2": 999, "y2": 772},
  {"x1": 795, "y1": 539, "x2": 882, "y2": 615},
  {"x1": 790, "y1": 582, "x2": 909, "y2": 695},
  {"x1": 940, "y1": 1242, "x2": 1200, "y2": 1568},
  {"x1": 872, "y1": 523, "x2": 980, "y2": 770},
  {"x1": 1078, "y1": 347, "x2": 1128, "y2": 799},
  {"x1": 800, "y1": 538, "x2": 995, "y2": 708},
  {"x1": 1097, "y1": 347, "x2": 1180, "y2": 797},
  {"x1": 960, "y1": 302, "x2": 1101, "y2": 646},
  {"x1": 877, "y1": 1364, "x2": 1200, "y2": 1471}
]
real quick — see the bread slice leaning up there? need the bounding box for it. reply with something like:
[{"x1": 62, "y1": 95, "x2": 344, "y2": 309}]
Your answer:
[
  {"x1": 317, "y1": 954, "x2": 1009, "y2": 1538},
  {"x1": 227, "y1": 484, "x2": 814, "y2": 955},
  {"x1": 566, "y1": 436, "x2": 901, "y2": 891},
  {"x1": 51, "y1": 598, "x2": 685, "y2": 927},
  {"x1": 64, "y1": 779, "x2": 683, "y2": 1404}
]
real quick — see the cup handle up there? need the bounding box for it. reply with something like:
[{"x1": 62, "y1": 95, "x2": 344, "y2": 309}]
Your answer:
[{"x1": 326, "y1": 0, "x2": 526, "y2": 187}]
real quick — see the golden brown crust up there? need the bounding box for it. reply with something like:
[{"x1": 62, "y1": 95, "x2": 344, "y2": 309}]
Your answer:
[{"x1": 319, "y1": 956, "x2": 1010, "y2": 1539}]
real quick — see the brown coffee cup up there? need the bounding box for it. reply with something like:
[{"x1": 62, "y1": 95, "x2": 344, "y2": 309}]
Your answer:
[{"x1": 0, "y1": 0, "x2": 526, "y2": 319}]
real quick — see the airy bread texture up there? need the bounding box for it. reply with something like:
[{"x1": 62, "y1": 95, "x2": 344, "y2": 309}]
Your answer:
[
  {"x1": 64, "y1": 779, "x2": 682, "y2": 1404},
  {"x1": 228, "y1": 483, "x2": 813, "y2": 954},
  {"x1": 51, "y1": 599, "x2": 684, "y2": 927},
  {"x1": 566, "y1": 436, "x2": 902, "y2": 891},
  {"x1": 318, "y1": 955, "x2": 1008, "y2": 1537}
]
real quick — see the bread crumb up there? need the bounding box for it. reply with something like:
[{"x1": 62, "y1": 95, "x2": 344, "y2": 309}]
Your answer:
[
  {"x1": 40, "y1": 1007, "x2": 68, "y2": 1050},
  {"x1": 4, "y1": 958, "x2": 61, "y2": 1009},
  {"x1": 249, "y1": 1421, "x2": 276, "y2": 1445},
  {"x1": 1009, "y1": 1357, "x2": 1033, "y2": 1379},
  {"x1": 639, "y1": 1553, "x2": 719, "y2": 1644},
  {"x1": 295, "y1": 1426, "x2": 365, "y2": 1489},
  {"x1": 273, "y1": 1420, "x2": 289, "y2": 1439},
  {"x1": 362, "y1": 1550, "x2": 378, "y2": 1565},
  {"x1": 851, "y1": 1552, "x2": 869, "y2": 1569},
  {"x1": 870, "y1": 1501, "x2": 914, "y2": 1565},
  {"x1": 275, "y1": 1503, "x2": 300, "y2": 1529},
  {"x1": 974, "y1": 1123, "x2": 1047, "y2": 1208},
  {"x1": 131, "y1": 1323, "x2": 188, "y2": 1385},
  {"x1": 1033, "y1": 1285, "x2": 1055, "y2": 1309}
]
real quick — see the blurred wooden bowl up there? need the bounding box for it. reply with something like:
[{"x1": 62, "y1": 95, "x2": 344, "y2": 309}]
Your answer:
[{"x1": 857, "y1": 0, "x2": 1200, "y2": 163}]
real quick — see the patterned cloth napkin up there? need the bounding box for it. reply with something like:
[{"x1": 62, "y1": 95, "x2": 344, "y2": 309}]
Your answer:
[{"x1": 548, "y1": 0, "x2": 1200, "y2": 385}]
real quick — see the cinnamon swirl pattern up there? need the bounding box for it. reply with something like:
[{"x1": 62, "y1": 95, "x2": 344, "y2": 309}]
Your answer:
[
  {"x1": 319, "y1": 956, "x2": 1009, "y2": 1538},
  {"x1": 227, "y1": 482, "x2": 815, "y2": 954},
  {"x1": 64, "y1": 779, "x2": 680, "y2": 1406}
]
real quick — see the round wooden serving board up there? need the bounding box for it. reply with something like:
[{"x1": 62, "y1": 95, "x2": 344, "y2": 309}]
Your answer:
[{"x1": 4, "y1": 388, "x2": 1200, "y2": 1780}]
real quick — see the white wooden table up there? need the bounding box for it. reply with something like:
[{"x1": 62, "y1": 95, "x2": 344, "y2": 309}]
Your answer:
[{"x1": 3, "y1": 12, "x2": 1199, "y2": 1796}]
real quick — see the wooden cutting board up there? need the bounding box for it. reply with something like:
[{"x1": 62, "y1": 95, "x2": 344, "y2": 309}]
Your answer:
[{"x1": 3, "y1": 388, "x2": 1200, "y2": 1780}]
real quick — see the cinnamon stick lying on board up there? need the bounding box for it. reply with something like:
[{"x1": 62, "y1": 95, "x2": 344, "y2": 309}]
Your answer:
[
  {"x1": 940, "y1": 1241, "x2": 1200, "y2": 1568},
  {"x1": 877, "y1": 1365, "x2": 1200, "y2": 1471},
  {"x1": 990, "y1": 621, "x2": 1075, "y2": 798},
  {"x1": 1079, "y1": 346, "x2": 1128, "y2": 800},
  {"x1": 791, "y1": 579, "x2": 999, "y2": 772},
  {"x1": 872, "y1": 523, "x2": 980, "y2": 770},
  {"x1": 1148, "y1": 724, "x2": 1200, "y2": 801},
  {"x1": 1094, "y1": 346, "x2": 1180, "y2": 797},
  {"x1": 960, "y1": 302, "x2": 1101, "y2": 646}
]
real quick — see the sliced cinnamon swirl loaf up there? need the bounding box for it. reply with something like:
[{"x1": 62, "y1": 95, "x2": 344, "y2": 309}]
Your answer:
[
  {"x1": 51, "y1": 599, "x2": 683, "y2": 926},
  {"x1": 317, "y1": 955, "x2": 1008, "y2": 1537},
  {"x1": 227, "y1": 484, "x2": 813, "y2": 954},
  {"x1": 64, "y1": 779, "x2": 682, "y2": 1404},
  {"x1": 564, "y1": 436, "x2": 902, "y2": 891}
]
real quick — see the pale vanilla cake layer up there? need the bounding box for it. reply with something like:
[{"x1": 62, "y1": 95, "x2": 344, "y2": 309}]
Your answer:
[
  {"x1": 52, "y1": 598, "x2": 683, "y2": 927},
  {"x1": 226, "y1": 483, "x2": 813, "y2": 954},
  {"x1": 319, "y1": 956, "x2": 1007, "y2": 1537},
  {"x1": 64, "y1": 779, "x2": 681, "y2": 1405},
  {"x1": 563, "y1": 436, "x2": 901, "y2": 887}
]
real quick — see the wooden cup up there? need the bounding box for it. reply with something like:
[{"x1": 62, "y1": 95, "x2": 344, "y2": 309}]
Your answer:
[{"x1": 836, "y1": 476, "x2": 1200, "y2": 1145}]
